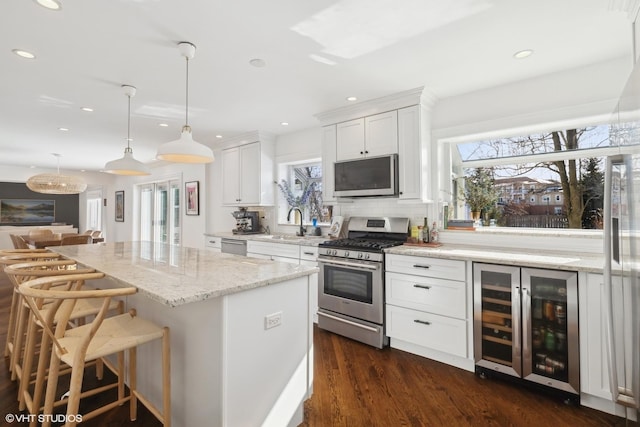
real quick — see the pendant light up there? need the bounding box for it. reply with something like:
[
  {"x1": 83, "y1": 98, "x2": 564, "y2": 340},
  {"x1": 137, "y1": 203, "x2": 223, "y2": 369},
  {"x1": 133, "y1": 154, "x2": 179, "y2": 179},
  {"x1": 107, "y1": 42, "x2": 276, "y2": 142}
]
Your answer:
[
  {"x1": 26, "y1": 153, "x2": 87, "y2": 194},
  {"x1": 156, "y1": 42, "x2": 214, "y2": 163},
  {"x1": 104, "y1": 85, "x2": 151, "y2": 175}
]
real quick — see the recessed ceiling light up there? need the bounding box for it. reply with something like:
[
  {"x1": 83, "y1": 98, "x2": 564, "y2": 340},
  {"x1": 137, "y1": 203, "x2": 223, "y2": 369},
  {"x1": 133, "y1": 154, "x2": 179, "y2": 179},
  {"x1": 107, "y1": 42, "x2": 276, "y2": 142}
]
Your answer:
[
  {"x1": 249, "y1": 58, "x2": 266, "y2": 68},
  {"x1": 12, "y1": 49, "x2": 36, "y2": 59},
  {"x1": 346, "y1": 96, "x2": 358, "y2": 102},
  {"x1": 513, "y1": 49, "x2": 533, "y2": 59},
  {"x1": 81, "y1": 107, "x2": 93, "y2": 112},
  {"x1": 281, "y1": 122, "x2": 289, "y2": 126},
  {"x1": 34, "y1": 0, "x2": 62, "y2": 10},
  {"x1": 215, "y1": 135, "x2": 223, "y2": 139},
  {"x1": 58, "y1": 127, "x2": 69, "y2": 131},
  {"x1": 159, "y1": 123, "x2": 169, "y2": 127}
]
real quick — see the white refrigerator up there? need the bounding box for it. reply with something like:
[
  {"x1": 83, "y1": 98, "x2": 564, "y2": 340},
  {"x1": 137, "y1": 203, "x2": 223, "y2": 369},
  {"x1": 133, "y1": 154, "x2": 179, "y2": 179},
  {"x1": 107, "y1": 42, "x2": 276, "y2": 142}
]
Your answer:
[{"x1": 603, "y1": 60, "x2": 640, "y2": 422}]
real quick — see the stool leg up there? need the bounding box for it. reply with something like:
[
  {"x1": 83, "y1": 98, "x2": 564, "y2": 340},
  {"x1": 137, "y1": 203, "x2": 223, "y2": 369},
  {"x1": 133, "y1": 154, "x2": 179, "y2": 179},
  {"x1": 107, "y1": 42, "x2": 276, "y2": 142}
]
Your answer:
[
  {"x1": 117, "y1": 351, "x2": 125, "y2": 402},
  {"x1": 162, "y1": 327, "x2": 171, "y2": 427},
  {"x1": 65, "y1": 358, "x2": 86, "y2": 427},
  {"x1": 42, "y1": 353, "x2": 61, "y2": 427},
  {"x1": 4, "y1": 289, "x2": 18, "y2": 358},
  {"x1": 10, "y1": 300, "x2": 29, "y2": 381},
  {"x1": 129, "y1": 347, "x2": 137, "y2": 421},
  {"x1": 27, "y1": 324, "x2": 51, "y2": 416},
  {"x1": 17, "y1": 313, "x2": 38, "y2": 410}
]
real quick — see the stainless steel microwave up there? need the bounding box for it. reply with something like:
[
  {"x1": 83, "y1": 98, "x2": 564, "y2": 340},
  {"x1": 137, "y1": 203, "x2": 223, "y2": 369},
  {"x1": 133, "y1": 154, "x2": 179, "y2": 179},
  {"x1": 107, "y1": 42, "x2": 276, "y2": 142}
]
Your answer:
[{"x1": 334, "y1": 154, "x2": 399, "y2": 197}]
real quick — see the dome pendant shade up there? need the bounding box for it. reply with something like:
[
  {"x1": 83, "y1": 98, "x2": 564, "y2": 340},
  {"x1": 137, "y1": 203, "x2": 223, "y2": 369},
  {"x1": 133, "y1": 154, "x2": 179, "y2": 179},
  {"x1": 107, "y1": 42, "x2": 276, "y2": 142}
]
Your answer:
[
  {"x1": 156, "y1": 125, "x2": 214, "y2": 163},
  {"x1": 26, "y1": 173, "x2": 87, "y2": 194},
  {"x1": 156, "y1": 42, "x2": 215, "y2": 164},
  {"x1": 104, "y1": 147, "x2": 151, "y2": 175},
  {"x1": 104, "y1": 85, "x2": 150, "y2": 175}
]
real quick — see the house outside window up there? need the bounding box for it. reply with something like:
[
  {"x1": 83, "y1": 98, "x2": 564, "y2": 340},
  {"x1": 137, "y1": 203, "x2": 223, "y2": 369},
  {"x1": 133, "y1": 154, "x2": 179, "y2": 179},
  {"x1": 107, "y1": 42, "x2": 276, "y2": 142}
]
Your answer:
[{"x1": 277, "y1": 161, "x2": 332, "y2": 225}]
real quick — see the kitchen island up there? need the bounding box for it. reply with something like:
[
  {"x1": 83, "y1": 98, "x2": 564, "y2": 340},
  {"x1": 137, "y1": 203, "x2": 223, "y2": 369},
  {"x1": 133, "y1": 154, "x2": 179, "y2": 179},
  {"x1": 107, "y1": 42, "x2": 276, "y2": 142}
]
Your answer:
[{"x1": 51, "y1": 241, "x2": 318, "y2": 427}]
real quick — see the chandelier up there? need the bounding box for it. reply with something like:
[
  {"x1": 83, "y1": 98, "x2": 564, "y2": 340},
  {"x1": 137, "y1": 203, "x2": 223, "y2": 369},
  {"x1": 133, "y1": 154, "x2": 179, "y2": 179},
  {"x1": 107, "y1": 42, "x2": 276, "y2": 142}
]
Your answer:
[{"x1": 26, "y1": 153, "x2": 87, "y2": 194}]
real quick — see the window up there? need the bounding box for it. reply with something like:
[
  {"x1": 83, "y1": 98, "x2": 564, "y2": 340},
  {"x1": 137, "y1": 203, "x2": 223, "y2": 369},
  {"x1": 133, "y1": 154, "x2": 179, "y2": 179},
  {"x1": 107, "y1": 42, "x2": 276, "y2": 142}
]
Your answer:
[
  {"x1": 85, "y1": 189, "x2": 102, "y2": 232},
  {"x1": 139, "y1": 179, "x2": 181, "y2": 244},
  {"x1": 277, "y1": 160, "x2": 332, "y2": 225},
  {"x1": 451, "y1": 125, "x2": 620, "y2": 229}
]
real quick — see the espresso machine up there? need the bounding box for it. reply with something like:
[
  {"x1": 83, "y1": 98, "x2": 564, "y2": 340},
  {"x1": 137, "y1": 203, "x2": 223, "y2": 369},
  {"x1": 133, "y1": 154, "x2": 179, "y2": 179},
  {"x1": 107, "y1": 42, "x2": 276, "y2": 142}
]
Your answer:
[{"x1": 232, "y1": 208, "x2": 261, "y2": 234}]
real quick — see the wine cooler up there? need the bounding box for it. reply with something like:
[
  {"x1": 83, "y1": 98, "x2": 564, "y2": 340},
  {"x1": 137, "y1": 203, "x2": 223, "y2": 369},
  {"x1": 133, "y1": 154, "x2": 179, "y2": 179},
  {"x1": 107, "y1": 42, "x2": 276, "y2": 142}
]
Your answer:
[{"x1": 473, "y1": 263, "x2": 579, "y2": 395}]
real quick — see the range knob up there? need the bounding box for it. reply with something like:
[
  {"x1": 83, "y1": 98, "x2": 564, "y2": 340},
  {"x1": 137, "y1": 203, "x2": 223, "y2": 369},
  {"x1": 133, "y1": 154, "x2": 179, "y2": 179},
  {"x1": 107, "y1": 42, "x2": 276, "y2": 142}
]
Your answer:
[
  {"x1": 331, "y1": 249, "x2": 337, "y2": 256},
  {"x1": 365, "y1": 253, "x2": 371, "y2": 260},
  {"x1": 344, "y1": 251, "x2": 350, "y2": 257},
  {"x1": 357, "y1": 253, "x2": 364, "y2": 259}
]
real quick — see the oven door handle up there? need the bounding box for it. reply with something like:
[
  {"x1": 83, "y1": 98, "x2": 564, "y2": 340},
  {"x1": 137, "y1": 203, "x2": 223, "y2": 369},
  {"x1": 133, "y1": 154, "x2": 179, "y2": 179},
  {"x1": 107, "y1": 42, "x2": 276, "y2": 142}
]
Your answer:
[
  {"x1": 317, "y1": 311, "x2": 379, "y2": 333},
  {"x1": 318, "y1": 258, "x2": 380, "y2": 270}
]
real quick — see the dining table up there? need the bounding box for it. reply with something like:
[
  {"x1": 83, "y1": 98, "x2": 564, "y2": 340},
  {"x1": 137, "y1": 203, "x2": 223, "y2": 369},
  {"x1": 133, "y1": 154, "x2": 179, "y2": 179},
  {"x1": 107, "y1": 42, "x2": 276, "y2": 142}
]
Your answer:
[{"x1": 20, "y1": 234, "x2": 104, "y2": 249}]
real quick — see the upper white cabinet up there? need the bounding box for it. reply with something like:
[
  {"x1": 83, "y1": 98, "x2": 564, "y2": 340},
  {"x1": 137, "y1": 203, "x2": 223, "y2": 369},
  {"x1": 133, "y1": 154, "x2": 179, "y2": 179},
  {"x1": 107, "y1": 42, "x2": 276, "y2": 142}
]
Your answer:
[
  {"x1": 397, "y1": 105, "x2": 425, "y2": 201},
  {"x1": 336, "y1": 111, "x2": 398, "y2": 161},
  {"x1": 321, "y1": 125, "x2": 337, "y2": 203},
  {"x1": 221, "y1": 132, "x2": 275, "y2": 206}
]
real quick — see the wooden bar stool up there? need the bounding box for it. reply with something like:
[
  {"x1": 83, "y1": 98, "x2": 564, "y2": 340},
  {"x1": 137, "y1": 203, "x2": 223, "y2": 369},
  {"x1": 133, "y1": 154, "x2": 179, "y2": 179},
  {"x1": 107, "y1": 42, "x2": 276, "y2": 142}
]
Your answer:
[
  {"x1": 1, "y1": 252, "x2": 62, "y2": 363},
  {"x1": 19, "y1": 273, "x2": 171, "y2": 427},
  {"x1": 3, "y1": 260, "x2": 120, "y2": 417}
]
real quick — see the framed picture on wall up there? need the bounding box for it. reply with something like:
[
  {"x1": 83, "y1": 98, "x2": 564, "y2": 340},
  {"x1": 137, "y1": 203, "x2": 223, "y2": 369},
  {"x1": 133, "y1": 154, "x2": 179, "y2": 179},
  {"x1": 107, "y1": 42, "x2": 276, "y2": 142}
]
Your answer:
[
  {"x1": 115, "y1": 191, "x2": 124, "y2": 222},
  {"x1": 185, "y1": 181, "x2": 199, "y2": 215}
]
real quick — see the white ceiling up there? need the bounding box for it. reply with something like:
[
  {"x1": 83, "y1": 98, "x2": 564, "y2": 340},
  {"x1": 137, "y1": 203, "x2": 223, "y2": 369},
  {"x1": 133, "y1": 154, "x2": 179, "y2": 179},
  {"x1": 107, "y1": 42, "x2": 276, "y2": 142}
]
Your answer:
[{"x1": 0, "y1": 0, "x2": 634, "y2": 171}]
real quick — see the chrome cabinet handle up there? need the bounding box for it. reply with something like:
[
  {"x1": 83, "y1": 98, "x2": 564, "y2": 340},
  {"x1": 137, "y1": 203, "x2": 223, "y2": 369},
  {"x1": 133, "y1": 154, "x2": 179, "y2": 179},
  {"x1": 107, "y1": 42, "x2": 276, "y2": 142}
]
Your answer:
[
  {"x1": 303, "y1": 251, "x2": 315, "y2": 256},
  {"x1": 413, "y1": 284, "x2": 431, "y2": 290},
  {"x1": 414, "y1": 319, "x2": 431, "y2": 325},
  {"x1": 412, "y1": 264, "x2": 430, "y2": 269}
]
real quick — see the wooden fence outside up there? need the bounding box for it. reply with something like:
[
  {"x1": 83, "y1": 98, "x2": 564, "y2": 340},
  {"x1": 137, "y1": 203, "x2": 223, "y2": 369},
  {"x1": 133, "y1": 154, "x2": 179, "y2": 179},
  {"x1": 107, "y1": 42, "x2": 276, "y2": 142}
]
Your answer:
[{"x1": 503, "y1": 215, "x2": 568, "y2": 228}]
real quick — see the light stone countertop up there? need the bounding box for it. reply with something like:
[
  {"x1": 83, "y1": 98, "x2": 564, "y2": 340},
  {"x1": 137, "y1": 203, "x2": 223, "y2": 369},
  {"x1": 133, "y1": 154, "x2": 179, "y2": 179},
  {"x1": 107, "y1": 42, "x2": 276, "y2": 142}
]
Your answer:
[
  {"x1": 386, "y1": 244, "x2": 606, "y2": 273},
  {"x1": 51, "y1": 241, "x2": 318, "y2": 307},
  {"x1": 205, "y1": 231, "x2": 329, "y2": 246}
]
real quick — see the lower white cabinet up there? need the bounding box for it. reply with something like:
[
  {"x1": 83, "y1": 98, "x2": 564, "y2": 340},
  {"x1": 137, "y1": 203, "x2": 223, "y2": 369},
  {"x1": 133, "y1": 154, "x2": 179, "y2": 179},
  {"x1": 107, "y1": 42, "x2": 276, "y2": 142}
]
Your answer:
[
  {"x1": 204, "y1": 236, "x2": 222, "y2": 253},
  {"x1": 385, "y1": 254, "x2": 472, "y2": 371}
]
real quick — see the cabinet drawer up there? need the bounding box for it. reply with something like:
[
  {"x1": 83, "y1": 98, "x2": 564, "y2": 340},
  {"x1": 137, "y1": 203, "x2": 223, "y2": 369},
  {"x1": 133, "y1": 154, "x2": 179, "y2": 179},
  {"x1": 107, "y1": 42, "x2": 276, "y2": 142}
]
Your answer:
[
  {"x1": 204, "y1": 236, "x2": 221, "y2": 249},
  {"x1": 386, "y1": 272, "x2": 466, "y2": 319},
  {"x1": 246, "y1": 241, "x2": 300, "y2": 259},
  {"x1": 386, "y1": 305, "x2": 467, "y2": 358},
  {"x1": 385, "y1": 254, "x2": 465, "y2": 281},
  {"x1": 299, "y1": 245, "x2": 318, "y2": 262}
]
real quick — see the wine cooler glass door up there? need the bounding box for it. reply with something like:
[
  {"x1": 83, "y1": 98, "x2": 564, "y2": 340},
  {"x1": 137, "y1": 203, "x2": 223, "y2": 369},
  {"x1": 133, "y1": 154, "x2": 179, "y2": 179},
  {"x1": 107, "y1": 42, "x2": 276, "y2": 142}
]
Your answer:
[
  {"x1": 474, "y1": 263, "x2": 521, "y2": 378},
  {"x1": 522, "y1": 268, "x2": 579, "y2": 394}
]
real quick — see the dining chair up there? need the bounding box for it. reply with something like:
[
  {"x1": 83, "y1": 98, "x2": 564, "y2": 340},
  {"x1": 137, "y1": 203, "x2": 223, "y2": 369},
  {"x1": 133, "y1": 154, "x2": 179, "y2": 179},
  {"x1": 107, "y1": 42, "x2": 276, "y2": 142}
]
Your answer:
[
  {"x1": 10, "y1": 234, "x2": 30, "y2": 249},
  {"x1": 18, "y1": 273, "x2": 171, "y2": 427},
  {"x1": 90, "y1": 230, "x2": 102, "y2": 238},
  {"x1": 28, "y1": 229, "x2": 54, "y2": 238},
  {"x1": 60, "y1": 235, "x2": 93, "y2": 245}
]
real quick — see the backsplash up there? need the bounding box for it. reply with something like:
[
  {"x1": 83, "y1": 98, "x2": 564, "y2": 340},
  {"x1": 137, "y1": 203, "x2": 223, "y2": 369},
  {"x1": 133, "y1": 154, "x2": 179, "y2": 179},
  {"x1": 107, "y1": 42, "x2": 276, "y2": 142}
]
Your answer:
[{"x1": 332, "y1": 198, "x2": 428, "y2": 232}]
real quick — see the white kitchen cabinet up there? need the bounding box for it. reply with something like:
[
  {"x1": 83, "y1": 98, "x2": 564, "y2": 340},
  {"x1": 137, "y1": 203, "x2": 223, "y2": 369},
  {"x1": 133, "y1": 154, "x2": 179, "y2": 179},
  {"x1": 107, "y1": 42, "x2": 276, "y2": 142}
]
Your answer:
[
  {"x1": 397, "y1": 105, "x2": 426, "y2": 201},
  {"x1": 385, "y1": 254, "x2": 471, "y2": 370},
  {"x1": 321, "y1": 125, "x2": 337, "y2": 203},
  {"x1": 336, "y1": 118, "x2": 365, "y2": 160},
  {"x1": 204, "y1": 235, "x2": 222, "y2": 253},
  {"x1": 247, "y1": 240, "x2": 300, "y2": 263},
  {"x1": 221, "y1": 136, "x2": 274, "y2": 206},
  {"x1": 579, "y1": 272, "x2": 633, "y2": 417},
  {"x1": 336, "y1": 111, "x2": 398, "y2": 161},
  {"x1": 364, "y1": 110, "x2": 398, "y2": 157},
  {"x1": 300, "y1": 245, "x2": 319, "y2": 324}
]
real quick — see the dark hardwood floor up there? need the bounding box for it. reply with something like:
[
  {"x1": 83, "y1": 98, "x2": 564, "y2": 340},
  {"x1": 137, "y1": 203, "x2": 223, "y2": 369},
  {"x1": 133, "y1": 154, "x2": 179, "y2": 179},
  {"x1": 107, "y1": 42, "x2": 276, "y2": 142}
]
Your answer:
[{"x1": 1, "y1": 272, "x2": 637, "y2": 426}]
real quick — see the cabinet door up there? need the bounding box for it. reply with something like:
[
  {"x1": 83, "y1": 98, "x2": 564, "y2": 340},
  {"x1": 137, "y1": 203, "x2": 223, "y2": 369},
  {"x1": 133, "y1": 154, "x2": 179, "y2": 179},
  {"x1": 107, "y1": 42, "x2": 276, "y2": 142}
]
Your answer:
[
  {"x1": 239, "y1": 142, "x2": 260, "y2": 205},
  {"x1": 321, "y1": 125, "x2": 337, "y2": 203},
  {"x1": 364, "y1": 111, "x2": 398, "y2": 157},
  {"x1": 336, "y1": 118, "x2": 365, "y2": 161},
  {"x1": 222, "y1": 147, "x2": 241, "y2": 205},
  {"x1": 397, "y1": 105, "x2": 422, "y2": 200}
]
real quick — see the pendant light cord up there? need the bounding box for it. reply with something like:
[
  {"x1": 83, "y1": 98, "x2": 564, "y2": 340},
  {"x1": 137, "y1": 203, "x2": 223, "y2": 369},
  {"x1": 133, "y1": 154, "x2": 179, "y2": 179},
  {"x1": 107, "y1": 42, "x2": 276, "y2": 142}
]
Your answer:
[
  {"x1": 127, "y1": 93, "x2": 132, "y2": 150},
  {"x1": 185, "y1": 56, "x2": 190, "y2": 127}
]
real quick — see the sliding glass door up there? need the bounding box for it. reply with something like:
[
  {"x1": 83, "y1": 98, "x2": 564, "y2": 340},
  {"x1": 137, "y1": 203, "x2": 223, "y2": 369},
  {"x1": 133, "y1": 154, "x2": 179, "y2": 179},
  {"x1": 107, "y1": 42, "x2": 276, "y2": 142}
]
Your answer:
[{"x1": 139, "y1": 180, "x2": 181, "y2": 245}]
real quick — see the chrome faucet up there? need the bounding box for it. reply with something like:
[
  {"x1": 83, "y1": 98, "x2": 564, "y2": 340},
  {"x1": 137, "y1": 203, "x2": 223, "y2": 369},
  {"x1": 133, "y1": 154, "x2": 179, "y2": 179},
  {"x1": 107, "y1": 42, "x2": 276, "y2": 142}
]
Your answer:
[{"x1": 287, "y1": 207, "x2": 306, "y2": 236}]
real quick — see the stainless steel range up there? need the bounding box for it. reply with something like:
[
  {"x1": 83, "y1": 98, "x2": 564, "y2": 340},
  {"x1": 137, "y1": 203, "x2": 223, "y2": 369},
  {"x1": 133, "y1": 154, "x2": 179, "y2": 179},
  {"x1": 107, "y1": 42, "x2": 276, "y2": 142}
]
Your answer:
[{"x1": 317, "y1": 217, "x2": 409, "y2": 348}]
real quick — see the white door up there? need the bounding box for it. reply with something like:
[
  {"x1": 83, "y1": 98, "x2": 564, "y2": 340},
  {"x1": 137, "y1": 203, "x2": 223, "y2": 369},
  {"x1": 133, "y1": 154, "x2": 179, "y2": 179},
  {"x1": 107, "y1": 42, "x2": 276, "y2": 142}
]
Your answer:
[{"x1": 139, "y1": 180, "x2": 181, "y2": 245}]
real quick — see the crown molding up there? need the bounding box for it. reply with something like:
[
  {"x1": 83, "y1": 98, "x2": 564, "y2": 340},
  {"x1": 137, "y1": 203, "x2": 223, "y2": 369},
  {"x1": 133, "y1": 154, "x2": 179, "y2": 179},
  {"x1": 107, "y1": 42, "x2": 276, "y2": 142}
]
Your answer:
[
  {"x1": 608, "y1": 0, "x2": 640, "y2": 20},
  {"x1": 314, "y1": 86, "x2": 437, "y2": 125}
]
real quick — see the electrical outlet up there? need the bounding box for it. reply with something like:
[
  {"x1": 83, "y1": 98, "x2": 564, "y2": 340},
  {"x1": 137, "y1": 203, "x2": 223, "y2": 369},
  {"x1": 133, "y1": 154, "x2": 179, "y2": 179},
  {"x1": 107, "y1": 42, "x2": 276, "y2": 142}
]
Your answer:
[{"x1": 264, "y1": 311, "x2": 282, "y2": 330}]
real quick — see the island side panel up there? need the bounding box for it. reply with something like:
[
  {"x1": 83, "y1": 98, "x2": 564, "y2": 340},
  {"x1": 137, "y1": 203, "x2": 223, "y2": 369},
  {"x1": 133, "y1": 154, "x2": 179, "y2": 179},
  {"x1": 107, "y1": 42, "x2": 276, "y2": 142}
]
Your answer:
[
  {"x1": 125, "y1": 292, "x2": 224, "y2": 427},
  {"x1": 222, "y1": 275, "x2": 311, "y2": 427}
]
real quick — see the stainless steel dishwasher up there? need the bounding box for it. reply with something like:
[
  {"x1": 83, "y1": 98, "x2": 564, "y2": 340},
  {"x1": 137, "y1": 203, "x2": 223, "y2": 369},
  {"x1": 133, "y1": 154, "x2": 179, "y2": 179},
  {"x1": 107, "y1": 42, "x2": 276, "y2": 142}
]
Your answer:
[{"x1": 221, "y1": 238, "x2": 247, "y2": 256}]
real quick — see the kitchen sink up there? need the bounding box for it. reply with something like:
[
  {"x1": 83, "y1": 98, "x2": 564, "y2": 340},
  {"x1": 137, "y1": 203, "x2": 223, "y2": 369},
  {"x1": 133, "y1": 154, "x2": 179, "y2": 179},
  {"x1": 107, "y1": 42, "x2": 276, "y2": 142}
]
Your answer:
[{"x1": 256, "y1": 234, "x2": 303, "y2": 241}]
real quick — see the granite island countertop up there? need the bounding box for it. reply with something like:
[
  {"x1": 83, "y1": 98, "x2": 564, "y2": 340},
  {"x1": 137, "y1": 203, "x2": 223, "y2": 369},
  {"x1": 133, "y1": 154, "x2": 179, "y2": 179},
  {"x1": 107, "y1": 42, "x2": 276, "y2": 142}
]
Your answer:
[
  {"x1": 386, "y1": 244, "x2": 606, "y2": 273},
  {"x1": 51, "y1": 241, "x2": 318, "y2": 307},
  {"x1": 205, "y1": 231, "x2": 329, "y2": 246}
]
